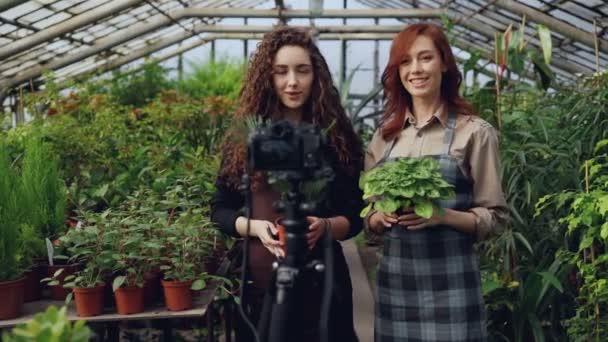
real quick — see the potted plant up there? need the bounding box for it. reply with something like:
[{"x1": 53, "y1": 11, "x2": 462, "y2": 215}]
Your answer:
[
  {"x1": 42, "y1": 216, "x2": 114, "y2": 317},
  {"x1": 18, "y1": 224, "x2": 45, "y2": 302},
  {"x1": 111, "y1": 216, "x2": 162, "y2": 315},
  {"x1": 2, "y1": 305, "x2": 91, "y2": 341},
  {"x1": 19, "y1": 134, "x2": 69, "y2": 299},
  {"x1": 359, "y1": 157, "x2": 455, "y2": 219},
  {"x1": 0, "y1": 143, "x2": 26, "y2": 320},
  {"x1": 160, "y1": 216, "x2": 212, "y2": 311}
]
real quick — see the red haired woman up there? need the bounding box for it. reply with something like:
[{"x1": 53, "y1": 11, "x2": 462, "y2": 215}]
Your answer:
[
  {"x1": 365, "y1": 23, "x2": 509, "y2": 341},
  {"x1": 211, "y1": 26, "x2": 362, "y2": 342}
]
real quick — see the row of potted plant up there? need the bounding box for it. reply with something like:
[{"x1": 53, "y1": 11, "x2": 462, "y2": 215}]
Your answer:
[
  {"x1": 0, "y1": 133, "x2": 68, "y2": 320},
  {"x1": 43, "y1": 179, "x2": 227, "y2": 317}
]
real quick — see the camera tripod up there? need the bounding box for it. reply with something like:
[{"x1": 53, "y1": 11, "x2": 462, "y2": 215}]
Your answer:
[{"x1": 254, "y1": 174, "x2": 333, "y2": 342}]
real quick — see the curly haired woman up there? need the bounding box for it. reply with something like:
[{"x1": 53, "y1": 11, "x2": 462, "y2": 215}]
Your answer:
[{"x1": 210, "y1": 26, "x2": 363, "y2": 342}]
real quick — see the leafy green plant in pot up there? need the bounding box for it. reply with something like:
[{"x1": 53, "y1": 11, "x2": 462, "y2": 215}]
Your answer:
[
  {"x1": 111, "y1": 216, "x2": 162, "y2": 315},
  {"x1": 42, "y1": 218, "x2": 114, "y2": 317},
  {"x1": 160, "y1": 215, "x2": 213, "y2": 311},
  {"x1": 0, "y1": 141, "x2": 26, "y2": 320},
  {"x1": 359, "y1": 158, "x2": 455, "y2": 220},
  {"x1": 19, "y1": 133, "x2": 69, "y2": 299}
]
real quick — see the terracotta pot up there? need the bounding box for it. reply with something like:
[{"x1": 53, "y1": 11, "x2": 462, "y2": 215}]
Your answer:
[
  {"x1": 115, "y1": 286, "x2": 144, "y2": 315},
  {"x1": 73, "y1": 285, "x2": 105, "y2": 317},
  {"x1": 23, "y1": 264, "x2": 44, "y2": 302},
  {"x1": 46, "y1": 263, "x2": 79, "y2": 300},
  {"x1": 143, "y1": 271, "x2": 161, "y2": 304},
  {"x1": 0, "y1": 277, "x2": 25, "y2": 320},
  {"x1": 161, "y1": 280, "x2": 193, "y2": 311}
]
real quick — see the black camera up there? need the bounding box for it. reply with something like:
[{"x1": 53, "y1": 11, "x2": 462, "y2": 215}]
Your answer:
[{"x1": 248, "y1": 120, "x2": 325, "y2": 176}]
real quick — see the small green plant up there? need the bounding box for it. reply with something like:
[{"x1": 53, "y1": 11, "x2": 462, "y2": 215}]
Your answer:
[
  {"x1": 42, "y1": 215, "x2": 115, "y2": 288},
  {"x1": 160, "y1": 215, "x2": 214, "y2": 287},
  {"x1": 2, "y1": 305, "x2": 90, "y2": 342},
  {"x1": 111, "y1": 215, "x2": 163, "y2": 291},
  {"x1": 359, "y1": 158, "x2": 454, "y2": 218}
]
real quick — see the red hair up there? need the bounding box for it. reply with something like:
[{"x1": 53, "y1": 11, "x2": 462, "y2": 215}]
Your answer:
[{"x1": 380, "y1": 22, "x2": 476, "y2": 140}]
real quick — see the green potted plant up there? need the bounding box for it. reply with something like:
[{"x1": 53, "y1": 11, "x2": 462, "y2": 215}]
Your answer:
[
  {"x1": 2, "y1": 305, "x2": 91, "y2": 342},
  {"x1": 42, "y1": 216, "x2": 114, "y2": 317},
  {"x1": 160, "y1": 215, "x2": 212, "y2": 311},
  {"x1": 359, "y1": 157, "x2": 455, "y2": 219},
  {"x1": 18, "y1": 224, "x2": 45, "y2": 302},
  {"x1": 19, "y1": 134, "x2": 70, "y2": 300},
  {"x1": 111, "y1": 216, "x2": 162, "y2": 315},
  {"x1": 0, "y1": 142, "x2": 26, "y2": 320}
]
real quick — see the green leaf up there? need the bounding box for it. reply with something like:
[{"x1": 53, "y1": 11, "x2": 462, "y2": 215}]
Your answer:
[
  {"x1": 537, "y1": 24, "x2": 552, "y2": 65},
  {"x1": 375, "y1": 199, "x2": 399, "y2": 214},
  {"x1": 514, "y1": 232, "x2": 533, "y2": 255},
  {"x1": 191, "y1": 279, "x2": 206, "y2": 290},
  {"x1": 113, "y1": 276, "x2": 126, "y2": 292},
  {"x1": 600, "y1": 221, "x2": 608, "y2": 240},
  {"x1": 482, "y1": 277, "x2": 500, "y2": 295},
  {"x1": 414, "y1": 200, "x2": 434, "y2": 219},
  {"x1": 360, "y1": 204, "x2": 372, "y2": 218},
  {"x1": 579, "y1": 236, "x2": 594, "y2": 250},
  {"x1": 527, "y1": 314, "x2": 545, "y2": 342},
  {"x1": 537, "y1": 271, "x2": 563, "y2": 293},
  {"x1": 94, "y1": 183, "x2": 110, "y2": 199}
]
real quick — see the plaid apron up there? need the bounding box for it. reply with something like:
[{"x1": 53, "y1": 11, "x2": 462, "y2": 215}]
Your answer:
[{"x1": 374, "y1": 112, "x2": 487, "y2": 342}]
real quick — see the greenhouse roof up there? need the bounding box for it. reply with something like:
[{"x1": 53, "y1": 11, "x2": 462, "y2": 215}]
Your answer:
[{"x1": 0, "y1": 0, "x2": 606, "y2": 98}]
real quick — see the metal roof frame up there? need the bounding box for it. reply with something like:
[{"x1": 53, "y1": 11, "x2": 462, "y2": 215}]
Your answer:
[{"x1": 0, "y1": 0, "x2": 606, "y2": 103}]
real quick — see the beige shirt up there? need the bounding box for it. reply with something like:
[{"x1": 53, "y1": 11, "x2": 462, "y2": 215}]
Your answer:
[{"x1": 364, "y1": 106, "x2": 509, "y2": 240}]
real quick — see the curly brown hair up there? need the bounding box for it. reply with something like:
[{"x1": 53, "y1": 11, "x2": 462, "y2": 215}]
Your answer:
[{"x1": 219, "y1": 26, "x2": 363, "y2": 189}]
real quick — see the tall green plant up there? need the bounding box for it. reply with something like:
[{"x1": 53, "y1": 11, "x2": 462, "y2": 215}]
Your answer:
[
  {"x1": 109, "y1": 63, "x2": 171, "y2": 107},
  {"x1": 175, "y1": 60, "x2": 244, "y2": 100},
  {"x1": 20, "y1": 133, "x2": 67, "y2": 242},
  {"x1": 536, "y1": 139, "x2": 608, "y2": 341},
  {"x1": 0, "y1": 140, "x2": 22, "y2": 281}
]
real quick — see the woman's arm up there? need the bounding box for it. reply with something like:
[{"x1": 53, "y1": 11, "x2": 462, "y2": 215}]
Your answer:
[
  {"x1": 210, "y1": 178, "x2": 245, "y2": 238},
  {"x1": 210, "y1": 178, "x2": 283, "y2": 256}
]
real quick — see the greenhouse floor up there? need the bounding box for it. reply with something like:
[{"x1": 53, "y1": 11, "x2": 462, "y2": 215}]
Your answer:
[{"x1": 342, "y1": 239, "x2": 375, "y2": 342}]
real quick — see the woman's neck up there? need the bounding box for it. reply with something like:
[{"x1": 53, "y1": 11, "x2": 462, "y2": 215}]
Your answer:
[
  {"x1": 282, "y1": 107, "x2": 303, "y2": 126},
  {"x1": 411, "y1": 93, "x2": 442, "y2": 124}
]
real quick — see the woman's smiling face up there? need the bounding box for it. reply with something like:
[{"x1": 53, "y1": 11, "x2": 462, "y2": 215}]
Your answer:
[{"x1": 398, "y1": 35, "x2": 447, "y2": 101}]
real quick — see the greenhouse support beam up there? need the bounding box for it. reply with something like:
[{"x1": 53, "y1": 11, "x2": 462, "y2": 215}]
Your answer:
[
  {"x1": 0, "y1": 0, "x2": 27, "y2": 13},
  {"x1": 185, "y1": 8, "x2": 443, "y2": 19},
  {"x1": 0, "y1": 0, "x2": 146, "y2": 61},
  {"x1": 55, "y1": 32, "x2": 403, "y2": 85},
  {"x1": 56, "y1": 32, "x2": 504, "y2": 87},
  {"x1": 494, "y1": 0, "x2": 608, "y2": 54},
  {"x1": 0, "y1": 6, "x2": 443, "y2": 62},
  {"x1": 0, "y1": 24, "x2": 414, "y2": 90}
]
